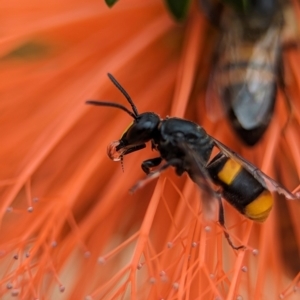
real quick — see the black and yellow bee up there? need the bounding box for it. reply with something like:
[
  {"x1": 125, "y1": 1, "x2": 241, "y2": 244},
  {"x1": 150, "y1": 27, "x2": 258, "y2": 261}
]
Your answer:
[
  {"x1": 199, "y1": 0, "x2": 296, "y2": 145},
  {"x1": 86, "y1": 74, "x2": 300, "y2": 249}
]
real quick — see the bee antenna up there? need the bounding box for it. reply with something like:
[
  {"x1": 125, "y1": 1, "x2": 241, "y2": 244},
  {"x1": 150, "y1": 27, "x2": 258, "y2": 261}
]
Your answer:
[
  {"x1": 86, "y1": 101, "x2": 137, "y2": 119},
  {"x1": 107, "y1": 73, "x2": 139, "y2": 117}
]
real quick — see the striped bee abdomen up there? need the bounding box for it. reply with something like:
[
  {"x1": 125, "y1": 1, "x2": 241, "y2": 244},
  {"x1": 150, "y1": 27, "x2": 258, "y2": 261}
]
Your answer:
[{"x1": 207, "y1": 153, "x2": 273, "y2": 221}]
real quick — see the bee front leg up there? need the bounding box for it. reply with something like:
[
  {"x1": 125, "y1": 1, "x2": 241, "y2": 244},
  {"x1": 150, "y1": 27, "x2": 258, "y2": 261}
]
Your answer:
[
  {"x1": 141, "y1": 157, "x2": 162, "y2": 174},
  {"x1": 218, "y1": 197, "x2": 245, "y2": 250},
  {"x1": 131, "y1": 158, "x2": 182, "y2": 193}
]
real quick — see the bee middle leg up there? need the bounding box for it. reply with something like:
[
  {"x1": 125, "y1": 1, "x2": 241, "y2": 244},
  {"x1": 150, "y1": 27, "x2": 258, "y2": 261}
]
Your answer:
[{"x1": 218, "y1": 196, "x2": 245, "y2": 250}]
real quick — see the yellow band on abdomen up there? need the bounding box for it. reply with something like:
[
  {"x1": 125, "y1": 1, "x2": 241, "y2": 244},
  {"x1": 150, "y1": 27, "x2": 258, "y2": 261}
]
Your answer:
[
  {"x1": 217, "y1": 159, "x2": 242, "y2": 185},
  {"x1": 244, "y1": 190, "x2": 273, "y2": 222}
]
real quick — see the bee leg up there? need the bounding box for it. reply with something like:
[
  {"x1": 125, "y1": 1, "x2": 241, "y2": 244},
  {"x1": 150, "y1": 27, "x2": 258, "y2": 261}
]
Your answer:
[
  {"x1": 130, "y1": 158, "x2": 182, "y2": 193},
  {"x1": 218, "y1": 197, "x2": 245, "y2": 250},
  {"x1": 141, "y1": 157, "x2": 162, "y2": 174},
  {"x1": 198, "y1": 0, "x2": 223, "y2": 27}
]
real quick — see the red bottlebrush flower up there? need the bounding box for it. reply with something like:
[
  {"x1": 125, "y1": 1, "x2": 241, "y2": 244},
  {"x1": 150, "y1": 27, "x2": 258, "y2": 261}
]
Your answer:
[{"x1": 0, "y1": 0, "x2": 300, "y2": 299}]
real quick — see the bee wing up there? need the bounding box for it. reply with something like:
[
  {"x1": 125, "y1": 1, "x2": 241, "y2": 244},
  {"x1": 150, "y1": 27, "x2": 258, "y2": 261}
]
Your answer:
[
  {"x1": 206, "y1": 19, "x2": 281, "y2": 129},
  {"x1": 178, "y1": 142, "x2": 220, "y2": 219},
  {"x1": 212, "y1": 137, "x2": 300, "y2": 200},
  {"x1": 228, "y1": 26, "x2": 281, "y2": 131},
  {"x1": 205, "y1": 20, "x2": 243, "y2": 123}
]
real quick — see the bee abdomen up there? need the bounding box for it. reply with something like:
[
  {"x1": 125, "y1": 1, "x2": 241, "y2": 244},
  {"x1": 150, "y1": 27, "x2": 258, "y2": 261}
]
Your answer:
[
  {"x1": 207, "y1": 154, "x2": 273, "y2": 221},
  {"x1": 244, "y1": 190, "x2": 273, "y2": 222}
]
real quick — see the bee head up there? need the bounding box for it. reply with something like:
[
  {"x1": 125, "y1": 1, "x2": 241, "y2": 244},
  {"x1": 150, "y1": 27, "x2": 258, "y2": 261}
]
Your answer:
[{"x1": 86, "y1": 73, "x2": 160, "y2": 161}]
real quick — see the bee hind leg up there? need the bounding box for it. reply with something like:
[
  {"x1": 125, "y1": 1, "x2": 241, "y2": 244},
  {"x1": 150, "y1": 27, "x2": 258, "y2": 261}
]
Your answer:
[{"x1": 218, "y1": 197, "x2": 245, "y2": 250}]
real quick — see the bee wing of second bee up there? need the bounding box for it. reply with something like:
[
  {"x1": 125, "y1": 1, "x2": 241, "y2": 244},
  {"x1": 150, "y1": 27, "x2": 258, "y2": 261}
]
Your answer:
[
  {"x1": 206, "y1": 17, "x2": 282, "y2": 129},
  {"x1": 212, "y1": 138, "x2": 300, "y2": 200}
]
